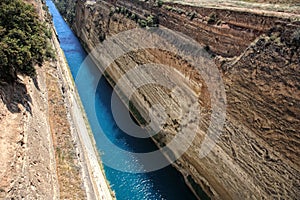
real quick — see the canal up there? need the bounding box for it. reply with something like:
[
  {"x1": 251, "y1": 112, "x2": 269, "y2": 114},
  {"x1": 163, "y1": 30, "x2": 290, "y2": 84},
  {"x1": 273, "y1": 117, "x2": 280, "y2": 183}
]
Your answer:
[{"x1": 46, "y1": 1, "x2": 200, "y2": 199}]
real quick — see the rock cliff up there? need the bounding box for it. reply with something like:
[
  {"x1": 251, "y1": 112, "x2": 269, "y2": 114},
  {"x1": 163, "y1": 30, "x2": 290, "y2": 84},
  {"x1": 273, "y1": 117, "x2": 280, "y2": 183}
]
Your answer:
[
  {"x1": 0, "y1": 0, "x2": 99, "y2": 199},
  {"x1": 56, "y1": 0, "x2": 300, "y2": 199}
]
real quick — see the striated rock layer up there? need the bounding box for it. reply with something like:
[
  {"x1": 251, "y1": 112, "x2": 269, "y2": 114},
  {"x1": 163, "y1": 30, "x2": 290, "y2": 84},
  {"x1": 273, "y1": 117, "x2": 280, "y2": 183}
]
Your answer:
[{"x1": 57, "y1": 0, "x2": 300, "y2": 199}]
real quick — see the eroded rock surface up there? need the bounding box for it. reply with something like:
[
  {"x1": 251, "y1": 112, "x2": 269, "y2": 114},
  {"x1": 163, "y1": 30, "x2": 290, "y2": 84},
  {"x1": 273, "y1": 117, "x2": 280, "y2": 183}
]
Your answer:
[{"x1": 56, "y1": 0, "x2": 300, "y2": 199}]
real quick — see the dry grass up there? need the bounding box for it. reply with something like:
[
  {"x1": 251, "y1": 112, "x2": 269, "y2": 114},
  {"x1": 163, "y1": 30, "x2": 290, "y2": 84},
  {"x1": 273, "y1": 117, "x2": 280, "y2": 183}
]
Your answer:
[{"x1": 46, "y1": 63, "x2": 86, "y2": 199}]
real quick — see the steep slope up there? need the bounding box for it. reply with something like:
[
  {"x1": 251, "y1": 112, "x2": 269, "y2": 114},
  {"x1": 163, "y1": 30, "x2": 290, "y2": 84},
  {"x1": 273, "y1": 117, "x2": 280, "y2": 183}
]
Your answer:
[
  {"x1": 55, "y1": 0, "x2": 300, "y2": 199},
  {"x1": 72, "y1": 0, "x2": 297, "y2": 57},
  {"x1": 0, "y1": 67, "x2": 60, "y2": 199},
  {"x1": 0, "y1": 0, "x2": 96, "y2": 199}
]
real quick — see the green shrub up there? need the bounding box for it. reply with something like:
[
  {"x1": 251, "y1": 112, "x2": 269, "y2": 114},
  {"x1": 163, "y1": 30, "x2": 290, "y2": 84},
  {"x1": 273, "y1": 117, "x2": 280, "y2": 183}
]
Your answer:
[
  {"x1": 44, "y1": 26, "x2": 53, "y2": 39},
  {"x1": 120, "y1": 7, "x2": 126, "y2": 14},
  {"x1": 109, "y1": 7, "x2": 115, "y2": 16},
  {"x1": 146, "y1": 15, "x2": 154, "y2": 27},
  {"x1": 45, "y1": 44, "x2": 56, "y2": 59},
  {"x1": 130, "y1": 13, "x2": 137, "y2": 20},
  {"x1": 42, "y1": 4, "x2": 48, "y2": 11},
  {"x1": 0, "y1": 0, "x2": 54, "y2": 82},
  {"x1": 125, "y1": 10, "x2": 132, "y2": 18},
  {"x1": 98, "y1": 32, "x2": 106, "y2": 42},
  {"x1": 157, "y1": 0, "x2": 163, "y2": 7},
  {"x1": 291, "y1": 29, "x2": 300, "y2": 48},
  {"x1": 208, "y1": 12, "x2": 218, "y2": 24},
  {"x1": 138, "y1": 19, "x2": 147, "y2": 28},
  {"x1": 176, "y1": 8, "x2": 185, "y2": 14},
  {"x1": 165, "y1": 5, "x2": 172, "y2": 11},
  {"x1": 188, "y1": 11, "x2": 197, "y2": 20}
]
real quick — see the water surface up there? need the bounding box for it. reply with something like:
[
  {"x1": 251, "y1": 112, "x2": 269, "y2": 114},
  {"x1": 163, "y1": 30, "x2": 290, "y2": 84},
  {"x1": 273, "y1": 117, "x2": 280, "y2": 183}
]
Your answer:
[{"x1": 46, "y1": 1, "x2": 200, "y2": 199}]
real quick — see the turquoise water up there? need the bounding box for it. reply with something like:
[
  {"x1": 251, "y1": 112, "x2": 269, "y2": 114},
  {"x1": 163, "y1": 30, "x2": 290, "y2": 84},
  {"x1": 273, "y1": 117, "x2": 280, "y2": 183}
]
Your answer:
[{"x1": 46, "y1": 1, "x2": 200, "y2": 199}]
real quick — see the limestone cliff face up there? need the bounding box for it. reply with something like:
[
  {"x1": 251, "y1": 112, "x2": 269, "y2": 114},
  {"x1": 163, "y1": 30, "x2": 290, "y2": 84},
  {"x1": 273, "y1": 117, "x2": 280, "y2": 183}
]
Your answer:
[
  {"x1": 57, "y1": 0, "x2": 300, "y2": 199},
  {"x1": 0, "y1": 0, "x2": 93, "y2": 198},
  {"x1": 0, "y1": 0, "x2": 59, "y2": 198},
  {"x1": 72, "y1": 0, "x2": 293, "y2": 57}
]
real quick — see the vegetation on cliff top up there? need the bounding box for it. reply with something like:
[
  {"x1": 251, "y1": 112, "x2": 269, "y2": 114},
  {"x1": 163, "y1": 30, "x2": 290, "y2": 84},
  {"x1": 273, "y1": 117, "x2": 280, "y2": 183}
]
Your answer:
[
  {"x1": 0, "y1": 0, "x2": 54, "y2": 82},
  {"x1": 110, "y1": 5, "x2": 159, "y2": 28}
]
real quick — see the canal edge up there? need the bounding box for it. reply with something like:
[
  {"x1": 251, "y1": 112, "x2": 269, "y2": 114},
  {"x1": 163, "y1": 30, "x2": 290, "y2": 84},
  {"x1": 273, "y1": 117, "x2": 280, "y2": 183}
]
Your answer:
[{"x1": 49, "y1": 22, "x2": 116, "y2": 200}]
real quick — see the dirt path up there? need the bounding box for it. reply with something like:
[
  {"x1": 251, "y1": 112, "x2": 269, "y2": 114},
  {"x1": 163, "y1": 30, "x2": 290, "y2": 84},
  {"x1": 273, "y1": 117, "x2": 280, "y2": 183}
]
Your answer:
[
  {"x1": 165, "y1": 0, "x2": 300, "y2": 18},
  {"x1": 51, "y1": 24, "x2": 114, "y2": 200}
]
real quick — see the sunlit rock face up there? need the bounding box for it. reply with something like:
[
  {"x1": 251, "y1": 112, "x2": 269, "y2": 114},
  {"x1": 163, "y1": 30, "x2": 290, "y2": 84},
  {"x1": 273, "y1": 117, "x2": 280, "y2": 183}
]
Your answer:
[{"x1": 56, "y1": 0, "x2": 300, "y2": 199}]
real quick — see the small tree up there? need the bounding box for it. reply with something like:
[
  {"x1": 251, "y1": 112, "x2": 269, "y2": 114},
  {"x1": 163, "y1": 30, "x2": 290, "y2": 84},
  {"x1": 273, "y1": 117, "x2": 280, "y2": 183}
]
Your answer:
[
  {"x1": 109, "y1": 7, "x2": 115, "y2": 16},
  {"x1": 188, "y1": 11, "x2": 197, "y2": 20},
  {"x1": 289, "y1": 28, "x2": 300, "y2": 63},
  {"x1": 291, "y1": 29, "x2": 300, "y2": 49},
  {"x1": 207, "y1": 12, "x2": 218, "y2": 24},
  {"x1": 157, "y1": 0, "x2": 163, "y2": 7},
  {"x1": 146, "y1": 15, "x2": 154, "y2": 27},
  {"x1": 130, "y1": 13, "x2": 137, "y2": 20},
  {"x1": 138, "y1": 19, "x2": 147, "y2": 28}
]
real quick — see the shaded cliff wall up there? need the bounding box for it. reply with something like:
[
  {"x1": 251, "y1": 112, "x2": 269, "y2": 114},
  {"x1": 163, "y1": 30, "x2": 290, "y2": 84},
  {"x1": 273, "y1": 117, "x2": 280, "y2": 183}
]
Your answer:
[{"x1": 57, "y1": 0, "x2": 300, "y2": 199}]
